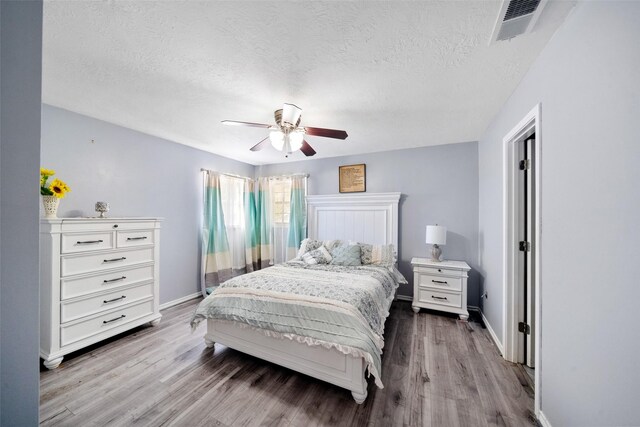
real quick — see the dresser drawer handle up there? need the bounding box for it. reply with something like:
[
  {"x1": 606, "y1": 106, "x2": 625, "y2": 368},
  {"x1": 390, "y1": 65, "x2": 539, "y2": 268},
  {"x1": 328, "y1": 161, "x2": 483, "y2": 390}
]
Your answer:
[
  {"x1": 103, "y1": 276, "x2": 126, "y2": 283},
  {"x1": 103, "y1": 314, "x2": 126, "y2": 324},
  {"x1": 103, "y1": 296, "x2": 126, "y2": 304},
  {"x1": 77, "y1": 239, "x2": 104, "y2": 244},
  {"x1": 103, "y1": 257, "x2": 126, "y2": 263},
  {"x1": 126, "y1": 237, "x2": 147, "y2": 241},
  {"x1": 432, "y1": 280, "x2": 448, "y2": 285},
  {"x1": 431, "y1": 295, "x2": 448, "y2": 300}
]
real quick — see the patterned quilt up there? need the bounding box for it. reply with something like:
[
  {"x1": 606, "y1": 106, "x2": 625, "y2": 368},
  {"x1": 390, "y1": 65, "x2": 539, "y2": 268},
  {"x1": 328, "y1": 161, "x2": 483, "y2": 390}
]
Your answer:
[{"x1": 190, "y1": 262, "x2": 401, "y2": 388}]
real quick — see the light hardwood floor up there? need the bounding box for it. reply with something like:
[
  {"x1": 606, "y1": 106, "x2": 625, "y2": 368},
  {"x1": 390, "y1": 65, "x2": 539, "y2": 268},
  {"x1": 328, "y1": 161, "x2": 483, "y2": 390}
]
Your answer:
[{"x1": 40, "y1": 299, "x2": 536, "y2": 426}]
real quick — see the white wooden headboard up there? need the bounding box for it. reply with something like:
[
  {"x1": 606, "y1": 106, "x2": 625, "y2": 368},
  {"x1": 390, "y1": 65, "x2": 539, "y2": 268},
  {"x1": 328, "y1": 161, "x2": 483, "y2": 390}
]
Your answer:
[{"x1": 307, "y1": 193, "x2": 401, "y2": 250}]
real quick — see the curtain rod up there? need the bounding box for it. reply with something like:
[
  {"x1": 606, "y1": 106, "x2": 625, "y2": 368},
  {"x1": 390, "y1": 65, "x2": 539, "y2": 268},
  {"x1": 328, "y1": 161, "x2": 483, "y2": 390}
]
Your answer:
[
  {"x1": 200, "y1": 169, "x2": 253, "y2": 181},
  {"x1": 200, "y1": 168, "x2": 309, "y2": 180}
]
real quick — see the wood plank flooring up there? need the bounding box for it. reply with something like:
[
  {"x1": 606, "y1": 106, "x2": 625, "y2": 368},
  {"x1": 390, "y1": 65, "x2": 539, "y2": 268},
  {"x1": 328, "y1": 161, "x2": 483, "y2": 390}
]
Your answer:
[{"x1": 40, "y1": 299, "x2": 536, "y2": 426}]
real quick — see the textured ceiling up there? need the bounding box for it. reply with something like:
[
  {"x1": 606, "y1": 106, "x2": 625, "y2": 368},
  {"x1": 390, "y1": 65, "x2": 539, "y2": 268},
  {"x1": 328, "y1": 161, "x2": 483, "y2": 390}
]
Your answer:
[{"x1": 43, "y1": 1, "x2": 574, "y2": 165}]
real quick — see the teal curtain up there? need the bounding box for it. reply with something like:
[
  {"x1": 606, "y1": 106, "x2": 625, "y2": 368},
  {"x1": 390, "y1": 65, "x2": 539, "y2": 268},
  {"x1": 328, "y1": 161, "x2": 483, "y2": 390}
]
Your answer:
[
  {"x1": 201, "y1": 172, "x2": 232, "y2": 295},
  {"x1": 287, "y1": 175, "x2": 307, "y2": 260},
  {"x1": 243, "y1": 179, "x2": 260, "y2": 272},
  {"x1": 256, "y1": 177, "x2": 273, "y2": 267}
]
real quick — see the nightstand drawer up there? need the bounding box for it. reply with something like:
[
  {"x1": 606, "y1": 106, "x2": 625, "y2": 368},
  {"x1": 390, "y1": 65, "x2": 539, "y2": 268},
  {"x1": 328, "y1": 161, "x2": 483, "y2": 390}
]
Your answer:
[
  {"x1": 418, "y1": 288, "x2": 462, "y2": 308},
  {"x1": 416, "y1": 273, "x2": 462, "y2": 291},
  {"x1": 414, "y1": 265, "x2": 464, "y2": 278}
]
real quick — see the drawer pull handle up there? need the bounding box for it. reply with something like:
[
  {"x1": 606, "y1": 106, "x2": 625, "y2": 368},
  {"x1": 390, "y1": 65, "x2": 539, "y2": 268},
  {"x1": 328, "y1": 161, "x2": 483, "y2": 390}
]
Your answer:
[
  {"x1": 103, "y1": 296, "x2": 126, "y2": 304},
  {"x1": 103, "y1": 276, "x2": 126, "y2": 283},
  {"x1": 431, "y1": 295, "x2": 448, "y2": 300},
  {"x1": 103, "y1": 257, "x2": 126, "y2": 263},
  {"x1": 113, "y1": 224, "x2": 119, "y2": 228},
  {"x1": 77, "y1": 239, "x2": 104, "y2": 244},
  {"x1": 432, "y1": 280, "x2": 448, "y2": 284},
  {"x1": 126, "y1": 237, "x2": 147, "y2": 241},
  {"x1": 103, "y1": 314, "x2": 126, "y2": 324}
]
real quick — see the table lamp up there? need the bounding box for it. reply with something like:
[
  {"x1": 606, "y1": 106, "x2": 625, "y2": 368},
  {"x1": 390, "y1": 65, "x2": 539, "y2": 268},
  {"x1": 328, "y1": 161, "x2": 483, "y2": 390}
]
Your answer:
[{"x1": 426, "y1": 225, "x2": 447, "y2": 262}]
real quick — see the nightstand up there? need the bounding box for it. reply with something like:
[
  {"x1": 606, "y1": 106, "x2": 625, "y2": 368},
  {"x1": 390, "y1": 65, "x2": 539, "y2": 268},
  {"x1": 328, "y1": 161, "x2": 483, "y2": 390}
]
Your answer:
[{"x1": 410, "y1": 258, "x2": 470, "y2": 320}]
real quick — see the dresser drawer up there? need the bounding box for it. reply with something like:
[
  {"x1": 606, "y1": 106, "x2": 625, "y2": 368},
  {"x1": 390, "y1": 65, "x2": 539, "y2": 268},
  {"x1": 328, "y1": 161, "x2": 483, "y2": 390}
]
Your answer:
[
  {"x1": 61, "y1": 264, "x2": 154, "y2": 300},
  {"x1": 61, "y1": 220, "x2": 157, "y2": 233},
  {"x1": 117, "y1": 230, "x2": 154, "y2": 248},
  {"x1": 61, "y1": 232, "x2": 114, "y2": 254},
  {"x1": 415, "y1": 273, "x2": 462, "y2": 291},
  {"x1": 61, "y1": 282, "x2": 154, "y2": 323},
  {"x1": 61, "y1": 247, "x2": 154, "y2": 277},
  {"x1": 60, "y1": 299, "x2": 154, "y2": 347},
  {"x1": 417, "y1": 288, "x2": 462, "y2": 309}
]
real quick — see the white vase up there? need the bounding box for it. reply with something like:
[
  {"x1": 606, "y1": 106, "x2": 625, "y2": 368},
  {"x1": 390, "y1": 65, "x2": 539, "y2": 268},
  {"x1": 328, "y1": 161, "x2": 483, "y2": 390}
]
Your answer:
[{"x1": 42, "y1": 195, "x2": 60, "y2": 219}]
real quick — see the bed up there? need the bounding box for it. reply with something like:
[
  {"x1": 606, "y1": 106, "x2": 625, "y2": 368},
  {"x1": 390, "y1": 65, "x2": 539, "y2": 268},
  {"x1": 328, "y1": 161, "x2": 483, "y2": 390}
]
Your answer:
[{"x1": 191, "y1": 192, "x2": 402, "y2": 403}]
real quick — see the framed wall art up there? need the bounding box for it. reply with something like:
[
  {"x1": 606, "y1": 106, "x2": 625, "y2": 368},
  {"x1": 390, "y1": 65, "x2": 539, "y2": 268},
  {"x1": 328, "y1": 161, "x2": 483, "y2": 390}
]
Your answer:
[{"x1": 339, "y1": 164, "x2": 366, "y2": 193}]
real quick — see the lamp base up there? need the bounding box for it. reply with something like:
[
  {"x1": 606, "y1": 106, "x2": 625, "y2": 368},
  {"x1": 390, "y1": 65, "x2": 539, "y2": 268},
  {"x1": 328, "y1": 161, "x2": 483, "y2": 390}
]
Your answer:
[{"x1": 430, "y1": 244, "x2": 442, "y2": 262}]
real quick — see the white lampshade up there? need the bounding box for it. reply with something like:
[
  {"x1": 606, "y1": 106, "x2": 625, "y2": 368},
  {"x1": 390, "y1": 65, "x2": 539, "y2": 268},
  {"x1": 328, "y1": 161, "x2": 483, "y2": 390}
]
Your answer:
[
  {"x1": 281, "y1": 103, "x2": 302, "y2": 128},
  {"x1": 270, "y1": 130, "x2": 285, "y2": 151},
  {"x1": 426, "y1": 225, "x2": 447, "y2": 245}
]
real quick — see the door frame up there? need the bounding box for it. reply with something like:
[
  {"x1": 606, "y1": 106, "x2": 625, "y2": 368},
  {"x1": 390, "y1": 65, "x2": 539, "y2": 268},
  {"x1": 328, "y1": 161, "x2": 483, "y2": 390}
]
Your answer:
[{"x1": 502, "y1": 103, "x2": 542, "y2": 416}]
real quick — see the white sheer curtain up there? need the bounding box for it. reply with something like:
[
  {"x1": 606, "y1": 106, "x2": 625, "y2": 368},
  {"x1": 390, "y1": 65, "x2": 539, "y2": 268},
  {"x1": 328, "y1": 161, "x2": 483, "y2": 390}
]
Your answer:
[
  {"x1": 266, "y1": 176, "x2": 307, "y2": 264},
  {"x1": 219, "y1": 175, "x2": 247, "y2": 272}
]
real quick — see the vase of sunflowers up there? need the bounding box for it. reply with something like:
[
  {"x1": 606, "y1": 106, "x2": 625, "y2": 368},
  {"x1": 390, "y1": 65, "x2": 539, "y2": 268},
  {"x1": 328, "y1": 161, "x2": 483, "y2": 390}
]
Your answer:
[{"x1": 40, "y1": 168, "x2": 70, "y2": 218}]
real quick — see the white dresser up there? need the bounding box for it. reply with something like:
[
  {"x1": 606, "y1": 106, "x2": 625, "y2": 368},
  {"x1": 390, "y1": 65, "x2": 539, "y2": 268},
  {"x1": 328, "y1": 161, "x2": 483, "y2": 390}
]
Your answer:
[
  {"x1": 410, "y1": 258, "x2": 470, "y2": 320},
  {"x1": 40, "y1": 218, "x2": 162, "y2": 369}
]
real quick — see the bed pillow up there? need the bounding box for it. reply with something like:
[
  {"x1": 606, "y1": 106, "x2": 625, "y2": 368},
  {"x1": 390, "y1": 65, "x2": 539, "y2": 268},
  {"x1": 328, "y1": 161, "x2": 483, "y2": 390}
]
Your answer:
[
  {"x1": 302, "y1": 246, "x2": 333, "y2": 264},
  {"x1": 330, "y1": 244, "x2": 362, "y2": 266}
]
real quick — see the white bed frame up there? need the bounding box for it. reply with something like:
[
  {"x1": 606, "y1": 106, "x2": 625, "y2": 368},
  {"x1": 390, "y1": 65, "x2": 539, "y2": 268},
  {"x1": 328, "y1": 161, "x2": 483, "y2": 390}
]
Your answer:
[{"x1": 204, "y1": 192, "x2": 401, "y2": 403}]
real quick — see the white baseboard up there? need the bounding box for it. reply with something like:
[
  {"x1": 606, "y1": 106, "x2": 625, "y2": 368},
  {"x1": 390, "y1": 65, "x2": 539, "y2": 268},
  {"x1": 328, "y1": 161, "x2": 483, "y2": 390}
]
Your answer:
[
  {"x1": 480, "y1": 309, "x2": 504, "y2": 355},
  {"x1": 537, "y1": 410, "x2": 552, "y2": 427},
  {"x1": 396, "y1": 294, "x2": 412, "y2": 302},
  {"x1": 159, "y1": 292, "x2": 202, "y2": 310}
]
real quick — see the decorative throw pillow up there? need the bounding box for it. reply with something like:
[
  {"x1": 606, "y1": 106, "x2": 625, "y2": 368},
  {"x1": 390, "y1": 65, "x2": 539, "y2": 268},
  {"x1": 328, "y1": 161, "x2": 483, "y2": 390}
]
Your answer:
[
  {"x1": 350, "y1": 242, "x2": 396, "y2": 266},
  {"x1": 302, "y1": 246, "x2": 333, "y2": 265},
  {"x1": 297, "y1": 238, "x2": 324, "y2": 258},
  {"x1": 370, "y1": 244, "x2": 396, "y2": 267},
  {"x1": 330, "y1": 244, "x2": 362, "y2": 266}
]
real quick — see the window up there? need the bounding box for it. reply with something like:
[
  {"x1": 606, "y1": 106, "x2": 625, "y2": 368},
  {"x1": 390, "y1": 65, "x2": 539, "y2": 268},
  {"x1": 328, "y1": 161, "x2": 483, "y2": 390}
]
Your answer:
[{"x1": 270, "y1": 179, "x2": 292, "y2": 224}]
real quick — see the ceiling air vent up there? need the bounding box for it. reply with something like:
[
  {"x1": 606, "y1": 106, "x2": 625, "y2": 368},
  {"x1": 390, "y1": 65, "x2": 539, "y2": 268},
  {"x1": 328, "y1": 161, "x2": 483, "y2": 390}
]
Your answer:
[{"x1": 490, "y1": 0, "x2": 548, "y2": 44}]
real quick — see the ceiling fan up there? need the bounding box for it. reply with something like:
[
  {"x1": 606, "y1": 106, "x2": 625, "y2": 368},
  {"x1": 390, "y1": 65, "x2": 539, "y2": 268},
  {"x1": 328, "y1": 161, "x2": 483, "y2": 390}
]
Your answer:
[{"x1": 222, "y1": 103, "x2": 348, "y2": 157}]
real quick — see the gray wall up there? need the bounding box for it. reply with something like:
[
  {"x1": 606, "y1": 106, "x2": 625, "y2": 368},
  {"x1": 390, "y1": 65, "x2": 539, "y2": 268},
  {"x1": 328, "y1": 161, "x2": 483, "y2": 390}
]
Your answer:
[
  {"x1": 41, "y1": 105, "x2": 255, "y2": 304},
  {"x1": 478, "y1": 1, "x2": 640, "y2": 425},
  {"x1": 0, "y1": 1, "x2": 43, "y2": 424},
  {"x1": 257, "y1": 142, "x2": 480, "y2": 304}
]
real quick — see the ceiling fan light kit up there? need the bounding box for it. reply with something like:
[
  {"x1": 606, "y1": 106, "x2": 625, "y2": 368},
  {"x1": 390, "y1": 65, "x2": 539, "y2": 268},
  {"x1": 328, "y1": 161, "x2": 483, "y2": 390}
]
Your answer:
[
  {"x1": 222, "y1": 103, "x2": 348, "y2": 158},
  {"x1": 269, "y1": 129, "x2": 304, "y2": 154}
]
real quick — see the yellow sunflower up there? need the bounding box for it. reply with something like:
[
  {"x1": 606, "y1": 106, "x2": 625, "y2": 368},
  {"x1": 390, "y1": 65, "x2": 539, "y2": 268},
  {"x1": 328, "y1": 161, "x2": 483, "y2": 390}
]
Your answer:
[
  {"x1": 40, "y1": 168, "x2": 56, "y2": 176},
  {"x1": 49, "y1": 179, "x2": 70, "y2": 198}
]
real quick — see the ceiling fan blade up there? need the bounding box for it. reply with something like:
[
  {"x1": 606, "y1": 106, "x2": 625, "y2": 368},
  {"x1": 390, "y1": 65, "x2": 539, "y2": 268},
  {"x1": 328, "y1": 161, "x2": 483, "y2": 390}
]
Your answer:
[
  {"x1": 300, "y1": 140, "x2": 316, "y2": 157},
  {"x1": 249, "y1": 137, "x2": 270, "y2": 152},
  {"x1": 222, "y1": 120, "x2": 272, "y2": 128},
  {"x1": 304, "y1": 127, "x2": 348, "y2": 140}
]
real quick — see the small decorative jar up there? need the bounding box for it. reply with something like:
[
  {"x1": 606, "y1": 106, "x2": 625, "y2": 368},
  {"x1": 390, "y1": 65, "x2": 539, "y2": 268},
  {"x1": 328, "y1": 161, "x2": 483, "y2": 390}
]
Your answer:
[{"x1": 95, "y1": 201, "x2": 110, "y2": 218}]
